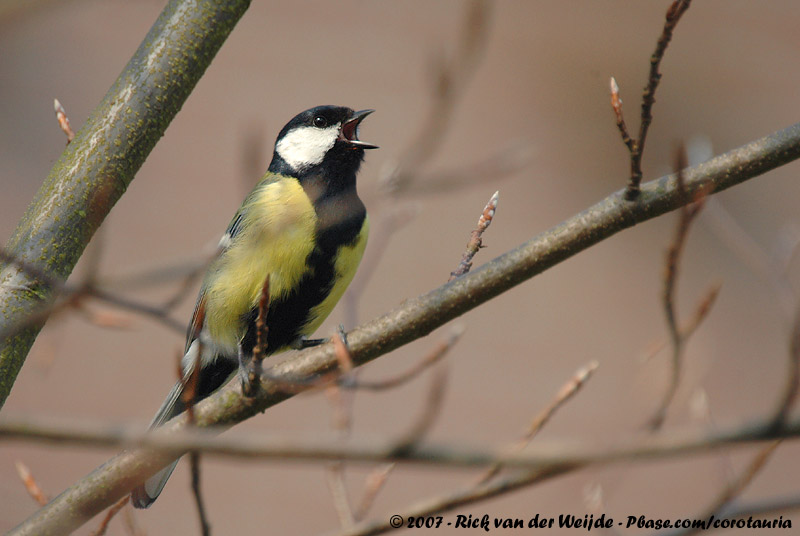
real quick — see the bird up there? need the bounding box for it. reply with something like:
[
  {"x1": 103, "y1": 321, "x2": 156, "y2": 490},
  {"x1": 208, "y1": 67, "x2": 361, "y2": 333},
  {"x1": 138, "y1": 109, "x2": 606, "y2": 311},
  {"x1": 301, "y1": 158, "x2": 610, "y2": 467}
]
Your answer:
[{"x1": 131, "y1": 105, "x2": 377, "y2": 508}]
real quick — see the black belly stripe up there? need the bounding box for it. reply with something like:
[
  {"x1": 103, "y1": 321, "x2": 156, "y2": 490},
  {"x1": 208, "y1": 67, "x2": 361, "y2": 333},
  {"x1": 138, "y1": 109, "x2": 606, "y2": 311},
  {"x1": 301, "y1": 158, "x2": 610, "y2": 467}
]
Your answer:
[{"x1": 240, "y1": 201, "x2": 366, "y2": 357}]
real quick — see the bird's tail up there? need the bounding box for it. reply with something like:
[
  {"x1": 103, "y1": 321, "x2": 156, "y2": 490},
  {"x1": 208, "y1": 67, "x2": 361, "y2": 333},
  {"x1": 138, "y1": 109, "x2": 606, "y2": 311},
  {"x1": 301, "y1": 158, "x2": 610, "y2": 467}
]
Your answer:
[
  {"x1": 131, "y1": 380, "x2": 186, "y2": 509},
  {"x1": 131, "y1": 460, "x2": 180, "y2": 509},
  {"x1": 131, "y1": 348, "x2": 239, "y2": 508}
]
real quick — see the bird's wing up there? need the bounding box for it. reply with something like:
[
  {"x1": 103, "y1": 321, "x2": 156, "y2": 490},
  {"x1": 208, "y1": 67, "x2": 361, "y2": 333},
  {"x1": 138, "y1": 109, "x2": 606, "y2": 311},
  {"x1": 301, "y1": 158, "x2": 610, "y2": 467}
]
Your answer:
[{"x1": 183, "y1": 200, "x2": 248, "y2": 352}]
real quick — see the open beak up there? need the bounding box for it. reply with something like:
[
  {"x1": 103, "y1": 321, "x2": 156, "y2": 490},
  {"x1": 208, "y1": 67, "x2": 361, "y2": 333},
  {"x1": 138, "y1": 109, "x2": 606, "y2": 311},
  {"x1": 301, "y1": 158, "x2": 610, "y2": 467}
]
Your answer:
[{"x1": 340, "y1": 109, "x2": 378, "y2": 149}]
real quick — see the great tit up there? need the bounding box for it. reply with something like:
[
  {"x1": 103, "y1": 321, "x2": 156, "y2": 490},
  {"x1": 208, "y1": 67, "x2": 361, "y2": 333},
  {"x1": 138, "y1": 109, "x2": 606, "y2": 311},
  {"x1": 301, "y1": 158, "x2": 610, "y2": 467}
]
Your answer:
[{"x1": 131, "y1": 105, "x2": 377, "y2": 509}]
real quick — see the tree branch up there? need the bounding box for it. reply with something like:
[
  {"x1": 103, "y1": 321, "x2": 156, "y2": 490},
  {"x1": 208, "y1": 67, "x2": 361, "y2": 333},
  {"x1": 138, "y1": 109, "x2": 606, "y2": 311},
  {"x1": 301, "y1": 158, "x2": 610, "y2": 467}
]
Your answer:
[
  {"x1": 1, "y1": 413, "x2": 797, "y2": 471},
  {"x1": 0, "y1": 0, "x2": 252, "y2": 409},
  {"x1": 7, "y1": 119, "x2": 800, "y2": 534}
]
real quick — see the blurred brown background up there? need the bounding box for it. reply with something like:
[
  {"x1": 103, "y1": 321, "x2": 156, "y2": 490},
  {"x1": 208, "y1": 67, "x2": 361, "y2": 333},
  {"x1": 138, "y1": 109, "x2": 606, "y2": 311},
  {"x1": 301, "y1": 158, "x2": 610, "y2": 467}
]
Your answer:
[{"x1": 2, "y1": 0, "x2": 800, "y2": 534}]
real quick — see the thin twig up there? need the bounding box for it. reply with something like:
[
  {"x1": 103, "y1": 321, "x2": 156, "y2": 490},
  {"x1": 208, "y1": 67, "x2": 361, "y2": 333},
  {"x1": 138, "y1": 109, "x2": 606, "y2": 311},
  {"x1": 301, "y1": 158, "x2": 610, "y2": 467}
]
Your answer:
[
  {"x1": 642, "y1": 283, "x2": 722, "y2": 364},
  {"x1": 477, "y1": 360, "x2": 599, "y2": 484},
  {"x1": 189, "y1": 452, "x2": 210, "y2": 536},
  {"x1": 609, "y1": 77, "x2": 634, "y2": 152},
  {"x1": 158, "y1": 259, "x2": 209, "y2": 312},
  {"x1": 660, "y1": 441, "x2": 781, "y2": 536},
  {"x1": 327, "y1": 465, "x2": 355, "y2": 529},
  {"x1": 1, "y1": 412, "x2": 799, "y2": 468},
  {"x1": 325, "y1": 333, "x2": 356, "y2": 528},
  {"x1": 333, "y1": 463, "x2": 577, "y2": 536},
  {"x1": 333, "y1": 331, "x2": 461, "y2": 523},
  {"x1": 449, "y1": 191, "x2": 499, "y2": 281},
  {"x1": 245, "y1": 275, "x2": 270, "y2": 396},
  {"x1": 0, "y1": 250, "x2": 189, "y2": 343},
  {"x1": 88, "y1": 497, "x2": 129, "y2": 536},
  {"x1": 347, "y1": 326, "x2": 463, "y2": 391},
  {"x1": 622, "y1": 0, "x2": 693, "y2": 200},
  {"x1": 717, "y1": 492, "x2": 800, "y2": 521},
  {"x1": 772, "y1": 303, "x2": 800, "y2": 427},
  {"x1": 391, "y1": 361, "x2": 449, "y2": 453},
  {"x1": 14, "y1": 461, "x2": 48, "y2": 505},
  {"x1": 354, "y1": 464, "x2": 396, "y2": 521},
  {"x1": 179, "y1": 344, "x2": 211, "y2": 536},
  {"x1": 649, "y1": 144, "x2": 710, "y2": 430}
]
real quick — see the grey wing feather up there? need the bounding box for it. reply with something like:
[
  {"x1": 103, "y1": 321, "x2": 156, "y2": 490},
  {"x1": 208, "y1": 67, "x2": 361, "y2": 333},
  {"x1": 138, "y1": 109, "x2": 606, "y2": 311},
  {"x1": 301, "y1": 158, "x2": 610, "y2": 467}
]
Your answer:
[
  {"x1": 184, "y1": 208, "x2": 247, "y2": 352},
  {"x1": 130, "y1": 380, "x2": 184, "y2": 508}
]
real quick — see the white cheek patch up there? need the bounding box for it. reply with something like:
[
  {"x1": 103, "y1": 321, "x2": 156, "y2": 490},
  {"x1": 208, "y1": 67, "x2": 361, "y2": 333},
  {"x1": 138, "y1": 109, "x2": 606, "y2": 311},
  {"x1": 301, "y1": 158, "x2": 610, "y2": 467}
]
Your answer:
[{"x1": 276, "y1": 124, "x2": 340, "y2": 172}]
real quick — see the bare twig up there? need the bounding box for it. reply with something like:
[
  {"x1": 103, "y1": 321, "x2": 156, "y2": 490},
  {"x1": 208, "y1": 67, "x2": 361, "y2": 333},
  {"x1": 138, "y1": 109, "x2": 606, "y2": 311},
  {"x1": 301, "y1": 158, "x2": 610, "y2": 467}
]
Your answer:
[
  {"x1": 158, "y1": 259, "x2": 209, "y2": 312},
  {"x1": 717, "y1": 492, "x2": 800, "y2": 521},
  {"x1": 179, "y1": 345, "x2": 211, "y2": 536},
  {"x1": 354, "y1": 464, "x2": 396, "y2": 521},
  {"x1": 53, "y1": 98, "x2": 75, "y2": 143},
  {"x1": 512, "y1": 359, "x2": 598, "y2": 441},
  {"x1": 189, "y1": 452, "x2": 210, "y2": 536},
  {"x1": 347, "y1": 326, "x2": 463, "y2": 391},
  {"x1": 1, "y1": 412, "x2": 799, "y2": 468},
  {"x1": 772, "y1": 303, "x2": 800, "y2": 427},
  {"x1": 706, "y1": 442, "x2": 781, "y2": 519},
  {"x1": 334, "y1": 441, "x2": 775, "y2": 536},
  {"x1": 478, "y1": 360, "x2": 599, "y2": 484},
  {"x1": 609, "y1": 77, "x2": 634, "y2": 152},
  {"x1": 617, "y1": 0, "x2": 693, "y2": 200},
  {"x1": 449, "y1": 192, "x2": 499, "y2": 281},
  {"x1": 244, "y1": 275, "x2": 270, "y2": 397},
  {"x1": 327, "y1": 465, "x2": 355, "y2": 529},
  {"x1": 90, "y1": 287, "x2": 186, "y2": 334},
  {"x1": 325, "y1": 333, "x2": 357, "y2": 528},
  {"x1": 649, "y1": 145, "x2": 710, "y2": 430},
  {"x1": 660, "y1": 441, "x2": 781, "y2": 536},
  {"x1": 329, "y1": 331, "x2": 462, "y2": 523},
  {"x1": 0, "y1": 249, "x2": 192, "y2": 344},
  {"x1": 88, "y1": 497, "x2": 129, "y2": 536},
  {"x1": 642, "y1": 282, "x2": 722, "y2": 364},
  {"x1": 392, "y1": 361, "x2": 448, "y2": 452},
  {"x1": 15, "y1": 461, "x2": 48, "y2": 506},
  {"x1": 333, "y1": 463, "x2": 577, "y2": 536}
]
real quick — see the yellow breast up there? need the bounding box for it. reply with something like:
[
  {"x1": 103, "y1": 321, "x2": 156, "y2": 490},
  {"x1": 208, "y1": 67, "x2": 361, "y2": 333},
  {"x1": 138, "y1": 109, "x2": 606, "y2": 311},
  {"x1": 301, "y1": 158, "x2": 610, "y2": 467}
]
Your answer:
[{"x1": 203, "y1": 178, "x2": 318, "y2": 351}]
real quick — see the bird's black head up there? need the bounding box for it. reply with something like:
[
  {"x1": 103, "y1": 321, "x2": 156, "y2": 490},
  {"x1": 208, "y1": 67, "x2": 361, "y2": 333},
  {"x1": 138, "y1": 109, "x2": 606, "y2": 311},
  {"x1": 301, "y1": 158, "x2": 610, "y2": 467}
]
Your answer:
[{"x1": 269, "y1": 105, "x2": 377, "y2": 179}]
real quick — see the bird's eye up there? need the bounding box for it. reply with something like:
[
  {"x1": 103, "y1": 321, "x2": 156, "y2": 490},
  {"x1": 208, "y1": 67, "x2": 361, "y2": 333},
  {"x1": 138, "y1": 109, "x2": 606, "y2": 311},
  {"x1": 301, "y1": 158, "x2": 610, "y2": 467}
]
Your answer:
[{"x1": 313, "y1": 116, "x2": 327, "y2": 128}]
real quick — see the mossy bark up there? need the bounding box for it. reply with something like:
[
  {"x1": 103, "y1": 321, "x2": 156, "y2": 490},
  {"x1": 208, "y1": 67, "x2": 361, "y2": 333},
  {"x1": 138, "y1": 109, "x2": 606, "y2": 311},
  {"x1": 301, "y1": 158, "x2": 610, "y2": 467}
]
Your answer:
[{"x1": 0, "y1": 0, "x2": 251, "y2": 410}]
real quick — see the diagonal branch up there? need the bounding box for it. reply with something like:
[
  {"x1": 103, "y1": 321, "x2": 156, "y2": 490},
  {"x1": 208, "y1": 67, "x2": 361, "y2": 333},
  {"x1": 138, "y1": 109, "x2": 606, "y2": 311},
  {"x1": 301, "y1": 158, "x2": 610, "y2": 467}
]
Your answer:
[
  {"x1": 9, "y1": 119, "x2": 800, "y2": 535},
  {"x1": 0, "y1": 0, "x2": 252, "y2": 410}
]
